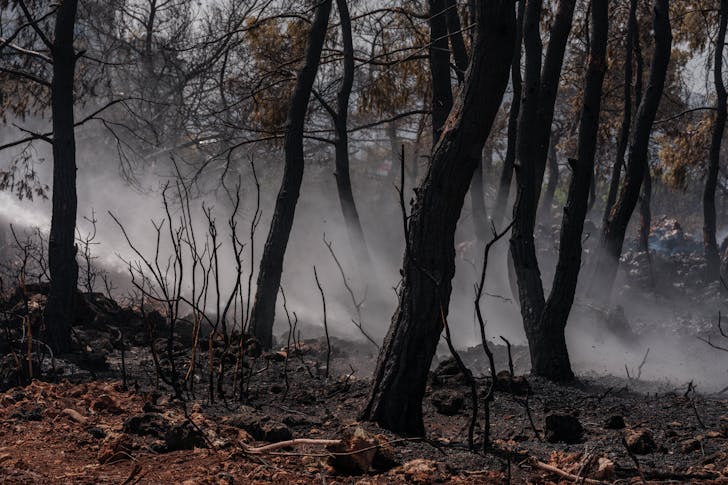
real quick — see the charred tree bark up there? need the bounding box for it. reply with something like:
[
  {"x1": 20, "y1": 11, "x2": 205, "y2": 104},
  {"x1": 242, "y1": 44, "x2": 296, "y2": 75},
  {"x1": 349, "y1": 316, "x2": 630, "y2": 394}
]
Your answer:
[
  {"x1": 250, "y1": 0, "x2": 332, "y2": 349},
  {"x1": 445, "y1": 1, "x2": 488, "y2": 241},
  {"x1": 428, "y1": 0, "x2": 453, "y2": 144},
  {"x1": 639, "y1": 163, "x2": 654, "y2": 284},
  {"x1": 538, "y1": 130, "x2": 562, "y2": 221},
  {"x1": 603, "y1": 0, "x2": 638, "y2": 227},
  {"x1": 704, "y1": 0, "x2": 728, "y2": 280},
  {"x1": 330, "y1": 0, "x2": 372, "y2": 270},
  {"x1": 597, "y1": 0, "x2": 671, "y2": 297},
  {"x1": 509, "y1": 0, "x2": 575, "y2": 379},
  {"x1": 45, "y1": 0, "x2": 80, "y2": 354},
  {"x1": 533, "y1": 0, "x2": 577, "y2": 195},
  {"x1": 494, "y1": 0, "x2": 525, "y2": 227},
  {"x1": 445, "y1": 0, "x2": 469, "y2": 82},
  {"x1": 639, "y1": 171, "x2": 652, "y2": 255},
  {"x1": 361, "y1": 0, "x2": 515, "y2": 436},
  {"x1": 513, "y1": 0, "x2": 608, "y2": 381},
  {"x1": 470, "y1": 147, "x2": 490, "y2": 242}
]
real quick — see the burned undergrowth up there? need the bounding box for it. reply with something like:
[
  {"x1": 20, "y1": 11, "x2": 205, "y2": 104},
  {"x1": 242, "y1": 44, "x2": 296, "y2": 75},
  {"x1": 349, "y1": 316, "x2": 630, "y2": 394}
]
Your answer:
[{"x1": 0, "y1": 274, "x2": 727, "y2": 484}]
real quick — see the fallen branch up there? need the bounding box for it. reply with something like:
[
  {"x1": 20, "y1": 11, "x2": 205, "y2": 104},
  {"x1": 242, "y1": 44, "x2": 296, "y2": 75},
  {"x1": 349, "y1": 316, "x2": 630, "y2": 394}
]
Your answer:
[
  {"x1": 531, "y1": 459, "x2": 609, "y2": 485},
  {"x1": 244, "y1": 438, "x2": 342, "y2": 454},
  {"x1": 242, "y1": 437, "x2": 417, "y2": 456}
]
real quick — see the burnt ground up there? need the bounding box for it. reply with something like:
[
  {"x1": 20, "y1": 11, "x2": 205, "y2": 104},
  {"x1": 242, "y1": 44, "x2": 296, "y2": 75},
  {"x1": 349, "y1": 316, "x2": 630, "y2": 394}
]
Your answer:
[
  {"x1": 1, "y1": 329, "x2": 728, "y2": 484},
  {"x1": 2, "y1": 218, "x2": 728, "y2": 484}
]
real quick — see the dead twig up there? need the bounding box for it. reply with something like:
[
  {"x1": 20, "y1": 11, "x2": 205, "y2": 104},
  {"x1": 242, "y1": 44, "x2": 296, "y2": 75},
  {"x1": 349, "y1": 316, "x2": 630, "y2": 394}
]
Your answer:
[
  {"x1": 500, "y1": 335, "x2": 514, "y2": 376},
  {"x1": 439, "y1": 306, "x2": 478, "y2": 451},
  {"x1": 313, "y1": 266, "x2": 331, "y2": 379},
  {"x1": 322, "y1": 234, "x2": 379, "y2": 350},
  {"x1": 515, "y1": 393, "x2": 542, "y2": 442},
  {"x1": 625, "y1": 348, "x2": 649, "y2": 381},
  {"x1": 474, "y1": 219, "x2": 515, "y2": 451}
]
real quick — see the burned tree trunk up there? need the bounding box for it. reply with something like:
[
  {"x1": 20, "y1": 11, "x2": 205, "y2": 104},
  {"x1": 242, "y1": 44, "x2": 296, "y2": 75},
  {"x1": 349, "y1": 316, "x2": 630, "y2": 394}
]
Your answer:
[
  {"x1": 639, "y1": 166, "x2": 652, "y2": 254},
  {"x1": 596, "y1": 0, "x2": 671, "y2": 297},
  {"x1": 538, "y1": 129, "x2": 562, "y2": 221},
  {"x1": 428, "y1": 0, "x2": 453, "y2": 144},
  {"x1": 603, "y1": 0, "x2": 638, "y2": 227},
  {"x1": 445, "y1": 0, "x2": 469, "y2": 83},
  {"x1": 514, "y1": 0, "x2": 608, "y2": 381},
  {"x1": 494, "y1": 0, "x2": 525, "y2": 226},
  {"x1": 445, "y1": 1, "x2": 488, "y2": 242},
  {"x1": 533, "y1": 0, "x2": 577, "y2": 195},
  {"x1": 45, "y1": 0, "x2": 80, "y2": 354},
  {"x1": 249, "y1": 0, "x2": 332, "y2": 349},
  {"x1": 509, "y1": 0, "x2": 575, "y2": 379},
  {"x1": 704, "y1": 0, "x2": 728, "y2": 280},
  {"x1": 470, "y1": 147, "x2": 490, "y2": 242},
  {"x1": 361, "y1": 0, "x2": 515, "y2": 436},
  {"x1": 331, "y1": 0, "x2": 371, "y2": 270}
]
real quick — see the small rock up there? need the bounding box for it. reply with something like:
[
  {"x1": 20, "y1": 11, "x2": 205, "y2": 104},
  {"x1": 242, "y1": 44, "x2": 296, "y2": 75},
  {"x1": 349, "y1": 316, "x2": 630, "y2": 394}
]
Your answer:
[
  {"x1": 260, "y1": 421, "x2": 292, "y2": 443},
  {"x1": 281, "y1": 413, "x2": 320, "y2": 427},
  {"x1": 403, "y1": 459, "x2": 440, "y2": 484},
  {"x1": 123, "y1": 413, "x2": 171, "y2": 439},
  {"x1": 227, "y1": 409, "x2": 291, "y2": 442},
  {"x1": 544, "y1": 413, "x2": 584, "y2": 444},
  {"x1": 431, "y1": 358, "x2": 468, "y2": 385},
  {"x1": 142, "y1": 401, "x2": 163, "y2": 413},
  {"x1": 90, "y1": 394, "x2": 123, "y2": 414},
  {"x1": 624, "y1": 428, "x2": 657, "y2": 454},
  {"x1": 98, "y1": 433, "x2": 134, "y2": 464},
  {"x1": 680, "y1": 438, "x2": 701, "y2": 453},
  {"x1": 604, "y1": 415, "x2": 626, "y2": 429},
  {"x1": 593, "y1": 457, "x2": 615, "y2": 480},
  {"x1": 164, "y1": 423, "x2": 207, "y2": 451},
  {"x1": 327, "y1": 426, "x2": 378, "y2": 475},
  {"x1": 430, "y1": 389, "x2": 464, "y2": 416},
  {"x1": 10, "y1": 406, "x2": 43, "y2": 421},
  {"x1": 262, "y1": 351, "x2": 286, "y2": 362},
  {"x1": 87, "y1": 427, "x2": 107, "y2": 439},
  {"x1": 0, "y1": 354, "x2": 29, "y2": 392},
  {"x1": 495, "y1": 371, "x2": 530, "y2": 395}
]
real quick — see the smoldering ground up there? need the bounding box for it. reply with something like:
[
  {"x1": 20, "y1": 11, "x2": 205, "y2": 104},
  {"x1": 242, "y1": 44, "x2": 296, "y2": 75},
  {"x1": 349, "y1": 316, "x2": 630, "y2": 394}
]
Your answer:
[{"x1": 0, "y1": 130, "x2": 725, "y2": 394}]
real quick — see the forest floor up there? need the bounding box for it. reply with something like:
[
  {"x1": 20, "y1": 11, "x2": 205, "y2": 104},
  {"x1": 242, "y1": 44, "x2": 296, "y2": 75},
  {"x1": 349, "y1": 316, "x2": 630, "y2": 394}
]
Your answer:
[
  {"x1": 1, "y1": 333, "x2": 728, "y2": 484},
  {"x1": 2, "y1": 218, "x2": 728, "y2": 484}
]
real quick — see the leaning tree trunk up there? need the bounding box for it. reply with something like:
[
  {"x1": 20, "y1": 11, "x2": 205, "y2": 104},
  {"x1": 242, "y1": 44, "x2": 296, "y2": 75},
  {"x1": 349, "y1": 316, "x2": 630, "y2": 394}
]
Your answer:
[
  {"x1": 493, "y1": 0, "x2": 525, "y2": 227},
  {"x1": 518, "y1": 0, "x2": 608, "y2": 381},
  {"x1": 361, "y1": 0, "x2": 515, "y2": 436},
  {"x1": 332, "y1": 0, "x2": 371, "y2": 270},
  {"x1": 428, "y1": 0, "x2": 453, "y2": 144},
  {"x1": 45, "y1": 0, "x2": 80, "y2": 354},
  {"x1": 596, "y1": 0, "x2": 671, "y2": 298},
  {"x1": 704, "y1": 0, "x2": 728, "y2": 280},
  {"x1": 603, "y1": 0, "x2": 638, "y2": 227},
  {"x1": 249, "y1": 0, "x2": 332, "y2": 349},
  {"x1": 445, "y1": 0, "x2": 488, "y2": 241}
]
